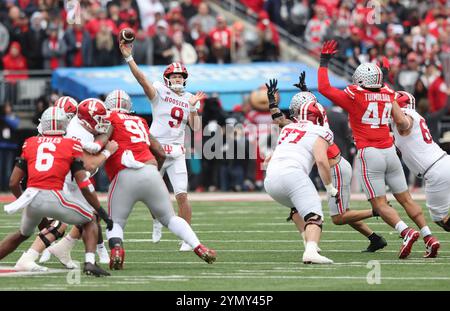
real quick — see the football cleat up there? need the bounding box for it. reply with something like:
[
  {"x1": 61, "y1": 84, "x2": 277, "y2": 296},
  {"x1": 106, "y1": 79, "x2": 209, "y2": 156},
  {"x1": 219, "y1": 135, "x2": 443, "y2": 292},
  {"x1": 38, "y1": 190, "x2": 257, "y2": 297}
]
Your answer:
[
  {"x1": 179, "y1": 241, "x2": 193, "y2": 252},
  {"x1": 83, "y1": 262, "x2": 110, "y2": 277},
  {"x1": 194, "y1": 244, "x2": 216, "y2": 264},
  {"x1": 362, "y1": 236, "x2": 387, "y2": 252},
  {"x1": 109, "y1": 245, "x2": 125, "y2": 270},
  {"x1": 38, "y1": 248, "x2": 52, "y2": 263},
  {"x1": 302, "y1": 250, "x2": 333, "y2": 264},
  {"x1": 423, "y1": 235, "x2": 440, "y2": 258},
  {"x1": 15, "y1": 252, "x2": 49, "y2": 272},
  {"x1": 48, "y1": 243, "x2": 78, "y2": 269},
  {"x1": 399, "y1": 228, "x2": 420, "y2": 259},
  {"x1": 152, "y1": 220, "x2": 163, "y2": 243}
]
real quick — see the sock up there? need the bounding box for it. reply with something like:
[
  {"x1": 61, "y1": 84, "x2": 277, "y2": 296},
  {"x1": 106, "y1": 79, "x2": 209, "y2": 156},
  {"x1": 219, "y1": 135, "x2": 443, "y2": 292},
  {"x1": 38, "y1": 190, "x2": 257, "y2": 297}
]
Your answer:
[
  {"x1": 85, "y1": 252, "x2": 95, "y2": 264},
  {"x1": 27, "y1": 248, "x2": 40, "y2": 261},
  {"x1": 420, "y1": 226, "x2": 432, "y2": 237},
  {"x1": 301, "y1": 232, "x2": 306, "y2": 248},
  {"x1": 97, "y1": 242, "x2": 106, "y2": 250},
  {"x1": 368, "y1": 232, "x2": 380, "y2": 242},
  {"x1": 395, "y1": 221, "x2": 408, "y2": 234},
  {"x1": 305, "y1": 241, "x2": 318, "y2": 253},
  {"x1": 167, "y1": 216, "x2": 200, "y2": 249}
]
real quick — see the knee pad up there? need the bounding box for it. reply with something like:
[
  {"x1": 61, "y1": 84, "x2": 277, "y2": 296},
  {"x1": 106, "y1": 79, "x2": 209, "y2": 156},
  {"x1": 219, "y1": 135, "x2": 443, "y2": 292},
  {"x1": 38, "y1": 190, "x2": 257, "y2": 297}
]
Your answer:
[
  {"x1": 286, "y1": 208, "x2": 298, "y2": 222},
  {"x1": 436, "y1": 219, "x2": 450, "y2": 232},
  {"x1": 304, "y1": 213, "x2": 323, "y2": 230},
  {"x1": 38, "y1": 220, "x2": 65, "y2": 248}
]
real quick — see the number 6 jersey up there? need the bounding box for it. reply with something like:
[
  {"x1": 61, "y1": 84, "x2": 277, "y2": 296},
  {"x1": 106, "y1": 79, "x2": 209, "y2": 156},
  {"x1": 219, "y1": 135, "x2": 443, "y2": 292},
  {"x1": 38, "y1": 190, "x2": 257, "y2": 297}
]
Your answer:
[
  {"x1": 392, "y1": 109, "x2": 447, "y2": 177},
  {"x1": 104, "y1": 111, "x2": 155, "y2": 181},
  {"x1": 150, "y1": 81, "x2": 198, "y2": 145},
  {"x1": 267, "y1": 121, "x2": 334, "y2": 176}
]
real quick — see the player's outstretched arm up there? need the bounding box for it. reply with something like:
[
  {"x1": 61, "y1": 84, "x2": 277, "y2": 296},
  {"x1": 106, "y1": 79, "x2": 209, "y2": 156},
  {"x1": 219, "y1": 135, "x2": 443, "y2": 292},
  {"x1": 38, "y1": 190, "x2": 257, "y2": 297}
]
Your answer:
[
  {"x1": 317, "y1": 40, "x2": 353, "y2": 111},
  {"x1": 82, "y1": 140, "x2": 118, "y2": 173},
  {"x1": 9, "y1": 164, "x2": 26, "y2": 198},
  {"x1": 188, "y1": 91, "x2": 206, "y2": 131},
  {"x1": 391, "y1": 98, "x2": 412, "y2": 134},
  {"x1": 266, "y1": 78, "x2": 291, "y2": 128},
  {"x1": 149, "y1": 134, "x2": 166, "y2": 170},
  {"x1": 119, "y1": 40, "x2": 157, "y2": 101}
]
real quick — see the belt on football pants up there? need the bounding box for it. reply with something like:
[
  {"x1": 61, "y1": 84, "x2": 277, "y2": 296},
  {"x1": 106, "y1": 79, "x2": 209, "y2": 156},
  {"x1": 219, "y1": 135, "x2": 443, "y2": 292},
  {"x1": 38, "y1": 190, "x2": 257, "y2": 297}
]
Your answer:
[{"x1": 417, "y1": 153, "x2": 446, "y2": 178}]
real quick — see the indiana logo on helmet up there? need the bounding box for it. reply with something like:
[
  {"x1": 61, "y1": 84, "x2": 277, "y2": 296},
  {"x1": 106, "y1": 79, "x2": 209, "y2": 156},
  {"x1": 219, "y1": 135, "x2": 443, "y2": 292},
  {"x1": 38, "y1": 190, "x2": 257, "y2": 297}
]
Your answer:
[
  {"x1": 54, "y1": 96, "x2": 78, "y2": 120},
  {"x1": 77, "y1": 98, "x2": 111, "y2": 134}
]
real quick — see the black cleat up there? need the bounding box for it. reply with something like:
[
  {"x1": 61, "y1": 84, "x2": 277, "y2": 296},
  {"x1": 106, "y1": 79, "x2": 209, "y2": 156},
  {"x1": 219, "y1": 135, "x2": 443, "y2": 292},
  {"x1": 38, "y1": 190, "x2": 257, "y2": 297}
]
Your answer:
[
  {"x1": 83, "y1": 262, "x2": 111, "y2": 277},
  {"x1": 362, "y1": 236, "x2": 387, "y2": 253}
]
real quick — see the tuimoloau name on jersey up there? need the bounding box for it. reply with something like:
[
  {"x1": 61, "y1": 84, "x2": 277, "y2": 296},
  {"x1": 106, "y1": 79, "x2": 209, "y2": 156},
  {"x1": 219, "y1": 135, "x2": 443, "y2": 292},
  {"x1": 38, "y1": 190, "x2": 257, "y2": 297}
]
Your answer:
[{"x1": 364, "y1": 93, "x2": 391, "y2": 102}]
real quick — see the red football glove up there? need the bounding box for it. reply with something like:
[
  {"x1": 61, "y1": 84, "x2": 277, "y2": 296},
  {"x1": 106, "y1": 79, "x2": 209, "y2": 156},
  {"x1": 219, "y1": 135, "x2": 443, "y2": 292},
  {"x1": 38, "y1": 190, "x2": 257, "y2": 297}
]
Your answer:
[{"x1": 320, "y1": 40, "x2": 338, "y2": 67}]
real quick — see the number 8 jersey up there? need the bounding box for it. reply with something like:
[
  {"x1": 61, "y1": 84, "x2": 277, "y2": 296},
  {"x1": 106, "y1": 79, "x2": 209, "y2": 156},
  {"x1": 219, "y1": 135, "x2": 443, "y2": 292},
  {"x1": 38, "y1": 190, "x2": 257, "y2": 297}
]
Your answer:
[
  {"x1": 104, "y1": 111, "x2": 155, "y2": 181},
  {"x1": 150, "y1": 81, "x2": 198, "y2": 145},
  {"x1": 267, "y1": 121, "x2": 334, "y2": 176}
]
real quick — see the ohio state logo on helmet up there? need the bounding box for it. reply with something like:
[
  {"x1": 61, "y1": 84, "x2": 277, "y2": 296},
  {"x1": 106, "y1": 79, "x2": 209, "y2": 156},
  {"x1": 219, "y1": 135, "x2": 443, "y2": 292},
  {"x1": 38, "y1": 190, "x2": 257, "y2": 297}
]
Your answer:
[
  {"x1": 163, "y1": 62, "x2": 188, "y2": 92},
  {"x1": 289, "y1": 92, "x2": 317, "y2": 119},
  {"x1": 39, "y1": 106, "x2": 69, "y2": 135},
  {"x1": 395, "y1": 91, "x2": 416, "y2": 110},
  {"x1": 54, "y1": 96, "x2": 78, "y2": 120},
  {"x1": 77, "y1": 98, "x2": 111, "y2": 134},
  {"x1": 352, "y1": 63, "x2": 383, "y2": 89},
  {"x1": 105, "y1": 90, "x2": 132, "y2": 112}
]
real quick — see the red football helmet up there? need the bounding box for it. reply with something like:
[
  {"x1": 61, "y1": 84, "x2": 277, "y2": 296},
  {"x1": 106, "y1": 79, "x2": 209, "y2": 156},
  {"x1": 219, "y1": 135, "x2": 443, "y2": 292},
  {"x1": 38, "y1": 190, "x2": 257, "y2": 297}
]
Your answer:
[
  {"x1": 77, "y1": 98, "x2": 110, "y2": 134},
  {"x1": 163, "y1": 62, "x2": 188, "y2": 92},
  {"x1": 297, "y1": 101, "x2": 326, "y2": 126},
  {"x1": 54, "y1": 96, "x2": 78, "y2": 120},
  {"x1": 395, "y1": 91, "x2": 416, "y2": 110}
]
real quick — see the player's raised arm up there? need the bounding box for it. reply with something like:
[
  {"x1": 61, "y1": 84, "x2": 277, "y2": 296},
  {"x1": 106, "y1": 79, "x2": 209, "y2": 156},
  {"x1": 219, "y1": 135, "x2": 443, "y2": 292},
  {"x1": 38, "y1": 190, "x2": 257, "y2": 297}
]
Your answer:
[
  {"x1": 317, "y1": 40, "x2": 353, "y2": 111},
  {"x1": 391, "y1": 97, "x2": 412, "y2": 134},
  {"x1": 119, "y1": 40, "x2": 157, "y2": 101},
  {"x1": 188, "y1": 91, "x2": 206, "y2": 131},
  {"x1": 266, "y1": 78, "x2": 292, "y2": 128}
]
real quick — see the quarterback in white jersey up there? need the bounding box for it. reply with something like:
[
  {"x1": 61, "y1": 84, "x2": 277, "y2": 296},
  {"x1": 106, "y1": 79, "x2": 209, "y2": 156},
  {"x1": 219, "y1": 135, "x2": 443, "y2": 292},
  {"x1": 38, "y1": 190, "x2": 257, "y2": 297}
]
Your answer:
[
  {"x1": 264, "y1": 97, "x2": 338, "y2": 264},
  {"x1": 119, "y1": 41, "x2": 206, "y2": 251},
  {"x1": 15, "y1": 98, "x2": 118, "y2": 272},
  {"x1": 392, "y1": 90, "x2": 450, "y2": 237}
]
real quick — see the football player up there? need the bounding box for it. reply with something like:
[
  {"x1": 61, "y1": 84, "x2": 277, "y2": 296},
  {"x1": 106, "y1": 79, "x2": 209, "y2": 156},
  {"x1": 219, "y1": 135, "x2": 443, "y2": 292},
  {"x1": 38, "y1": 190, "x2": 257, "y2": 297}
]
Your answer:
[
  {"x1": 99, "y1": 90, "x2": 216, "y2": 269},
  {"x1": 0, "y1": 107, "x2": 112, "y2": 276},
  {"x1": 264, "y1": 95, "x2": 338, "y2": 264},
  {"x1": 17, "y1": 98, "x2": 118, "y2": 271},
  {"x1": 391, "y1": 90, "x2": 450, "y2": 256},
  {"x1": 119, "y1": 40, "x2": 205, "y2": 251},
  {"x1": 318, "y1": 40, "x2": 440, "y2": 259},
  {"x1": 267, "y1": 75, "x2": 387, "y2": 253}
]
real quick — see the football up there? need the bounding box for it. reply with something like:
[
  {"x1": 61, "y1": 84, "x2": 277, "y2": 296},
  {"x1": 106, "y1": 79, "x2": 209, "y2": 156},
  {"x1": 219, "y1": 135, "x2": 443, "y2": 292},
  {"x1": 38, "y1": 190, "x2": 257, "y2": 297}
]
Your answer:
[{"x1": 118, "y1": 27, "x2": 135, "y2": 44}]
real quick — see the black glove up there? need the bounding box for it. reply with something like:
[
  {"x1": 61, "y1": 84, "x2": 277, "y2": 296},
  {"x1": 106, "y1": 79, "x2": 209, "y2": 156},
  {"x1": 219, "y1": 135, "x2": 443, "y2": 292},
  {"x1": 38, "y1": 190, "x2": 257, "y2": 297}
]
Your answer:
[
  {"x1": 265, "y1": 78, "x2": 278, "y2": 108},
  {"x1": 293, "y1": 71, "x2": 309, "y2": 91},
  {"x1": 97, "y1": 207, "x2": 114, "y2": 231}
]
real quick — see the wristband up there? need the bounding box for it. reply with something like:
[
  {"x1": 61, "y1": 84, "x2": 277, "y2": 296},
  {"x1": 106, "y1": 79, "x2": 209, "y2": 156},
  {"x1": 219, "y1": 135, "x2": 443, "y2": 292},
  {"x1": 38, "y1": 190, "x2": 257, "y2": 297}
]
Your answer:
[
  {"x1": 271, "y1": 112, "x2": 283, "y2": 120},
  {"x1": 124, "y1": 55, "x2": 133, "y2": 63},
  {"x1": 190, "y1": 106, "x2": 198, "y2": 113},
  {"x1": 101, "y1": 149, "x2": 111, "y2": 159}
]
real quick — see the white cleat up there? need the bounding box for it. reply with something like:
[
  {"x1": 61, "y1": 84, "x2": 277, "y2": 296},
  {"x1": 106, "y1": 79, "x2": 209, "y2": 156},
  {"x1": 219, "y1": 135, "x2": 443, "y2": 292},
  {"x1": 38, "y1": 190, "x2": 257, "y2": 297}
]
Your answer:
[
  {"x1": 97, "y1": 245, "x2": 110, "y2": 264},
  {"x1": 15, "y1": 253, "x2": 49, "y2": 272},
  {"x1": 48, "y1": 244, "x2": 78, "y2": 269},
  {"x1": 179, "y1": 241, "x2": 193, "y2": 252},
  {"x1": 152, "y1": 220, "x2": 163, "y2": 243},
  {"x1": 302, "y1": 233, "x2": 322, "y2": 253},
  {"x1": 39, "y1": 248, "x2": 52, "y2": 263},
  {"x1": 302, "y1": 250, "x2": 333, "y2": 264}
]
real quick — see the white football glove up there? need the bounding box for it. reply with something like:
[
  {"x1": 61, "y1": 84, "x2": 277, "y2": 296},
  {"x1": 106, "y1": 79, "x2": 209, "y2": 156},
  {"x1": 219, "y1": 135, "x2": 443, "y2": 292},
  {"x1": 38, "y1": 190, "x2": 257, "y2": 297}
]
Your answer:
[
  {"x1": 82, "y1": 141, "x2": 102, "y2": 154},
  {"x1": 325, "y1": 183, "x2": 338, "y2": 197}
]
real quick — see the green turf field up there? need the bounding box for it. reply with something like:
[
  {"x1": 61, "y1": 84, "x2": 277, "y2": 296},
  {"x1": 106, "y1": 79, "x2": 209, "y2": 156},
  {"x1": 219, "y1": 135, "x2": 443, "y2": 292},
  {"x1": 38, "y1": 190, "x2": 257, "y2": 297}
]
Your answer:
[{"x1": 0, "y1": 200, "x2": 449, "y2": 291}]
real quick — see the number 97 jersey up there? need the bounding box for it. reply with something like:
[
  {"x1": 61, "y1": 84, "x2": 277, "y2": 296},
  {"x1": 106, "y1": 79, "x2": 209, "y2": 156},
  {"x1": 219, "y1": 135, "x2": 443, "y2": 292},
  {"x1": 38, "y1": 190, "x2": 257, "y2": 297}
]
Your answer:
[
  {"x1": 104, "y1": 111, "x2": 155, "y2": 181},
  {"x1": 150, "y1": 81, "x2": 198, "y2": 145}
]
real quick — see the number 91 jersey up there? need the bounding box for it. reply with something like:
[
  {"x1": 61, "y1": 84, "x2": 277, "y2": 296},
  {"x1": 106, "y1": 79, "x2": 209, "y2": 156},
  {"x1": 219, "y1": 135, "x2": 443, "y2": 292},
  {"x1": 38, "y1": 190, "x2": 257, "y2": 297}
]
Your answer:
[
  {"x1": 104, "y1": 111, "x2": 155, "y2": 181},
  {"x1": 267, "y1": 121, "x2": 334, "y2": 176},
  {"x1": 150, "y1": 81, "x2": 198, "y2": 145}
]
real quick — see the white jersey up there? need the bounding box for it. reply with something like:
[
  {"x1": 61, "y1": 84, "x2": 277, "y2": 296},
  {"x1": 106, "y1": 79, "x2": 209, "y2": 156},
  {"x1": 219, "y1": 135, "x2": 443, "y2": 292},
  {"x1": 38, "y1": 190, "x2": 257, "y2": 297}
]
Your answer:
[
  {"x1": 150, "y1": 81, "x2": 198, "y2": 145},
  {"x1": 64, "y1": 116, "x2": 94, "y2": 190},
  {"x1": 392, "y1": 109, "x2": 447, "y2": 177},
  {"x1": 267, "y1": 121, "x2": 334, "y2": 176}
]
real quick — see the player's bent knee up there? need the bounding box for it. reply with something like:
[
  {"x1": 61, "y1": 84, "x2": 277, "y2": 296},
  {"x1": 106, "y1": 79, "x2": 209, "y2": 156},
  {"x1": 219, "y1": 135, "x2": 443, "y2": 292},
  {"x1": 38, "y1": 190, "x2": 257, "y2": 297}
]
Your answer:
[
  {"x1": 304, "y1": 213, "x2": 323, "y2": 230},
  {"x1": 38, "y1": 220, "x2": 66, "y2": 247},
  {"x1": 331, "y1": 215, "x2": 344, "y2": 225}
]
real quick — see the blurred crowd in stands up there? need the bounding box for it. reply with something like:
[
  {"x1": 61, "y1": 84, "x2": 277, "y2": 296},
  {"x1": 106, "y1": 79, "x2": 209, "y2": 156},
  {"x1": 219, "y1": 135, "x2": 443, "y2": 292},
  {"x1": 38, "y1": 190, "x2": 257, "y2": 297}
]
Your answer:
[{"x1": 0, "y1": 0, "x2": 449, "y2": 193}]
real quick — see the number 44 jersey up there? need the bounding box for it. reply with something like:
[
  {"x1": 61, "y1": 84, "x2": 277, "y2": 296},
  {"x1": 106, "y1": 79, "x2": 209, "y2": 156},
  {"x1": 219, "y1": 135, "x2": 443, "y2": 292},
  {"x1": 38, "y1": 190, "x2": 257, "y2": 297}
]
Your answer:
[
  {"x1": 21, "y1": 136, "x2": 83, "y2": 190},
  {"x1": 149, "y1": 81, "x2": 199, "y2": 145},
  {"x1": 104, "y1": 111, "x2": 155, "y2": 181},
  {"x1": 267, "y1": 121, "x2": 334, "y2": 176}
]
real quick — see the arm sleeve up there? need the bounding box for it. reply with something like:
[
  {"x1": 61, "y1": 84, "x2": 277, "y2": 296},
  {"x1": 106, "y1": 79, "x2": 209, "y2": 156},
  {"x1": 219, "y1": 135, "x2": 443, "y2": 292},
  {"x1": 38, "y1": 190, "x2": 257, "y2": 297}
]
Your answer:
[{"x1": 318, "y1": 67, "x2": 354, "y2": 112}]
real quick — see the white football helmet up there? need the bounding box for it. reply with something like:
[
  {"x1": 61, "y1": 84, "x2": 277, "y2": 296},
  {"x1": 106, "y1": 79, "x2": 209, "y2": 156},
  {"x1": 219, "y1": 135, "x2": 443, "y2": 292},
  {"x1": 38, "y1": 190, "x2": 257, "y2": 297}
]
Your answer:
[
  {"x1": 352, "y1": 63, "x2": 383, "y2": 89},
  {"x1": 39, "y1": 106, "x2": 69, "y2": 135},
  {"x1": 289, "y1": 92, "x2": 317, "y2": 119},
  {"x1": 104, "y1": 90, "x2": 132, "y2": 112}
]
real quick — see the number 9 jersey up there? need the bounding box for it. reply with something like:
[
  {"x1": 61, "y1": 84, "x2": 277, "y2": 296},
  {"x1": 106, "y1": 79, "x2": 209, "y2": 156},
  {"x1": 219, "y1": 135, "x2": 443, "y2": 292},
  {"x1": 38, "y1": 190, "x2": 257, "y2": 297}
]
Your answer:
[
  {"x1": 104, "y1": 111, "x2": 155, "y2": 181},
  {"x1": 149, "y1": 81, "x2": 199, "y2": 145}
]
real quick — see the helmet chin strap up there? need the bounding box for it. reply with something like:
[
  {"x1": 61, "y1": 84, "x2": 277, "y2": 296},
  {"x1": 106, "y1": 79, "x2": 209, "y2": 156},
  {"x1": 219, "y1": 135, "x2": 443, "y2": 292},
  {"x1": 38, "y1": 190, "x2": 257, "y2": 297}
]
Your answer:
[{"x1": 169, "y1": 83, "x2": 185, "y2": 93}]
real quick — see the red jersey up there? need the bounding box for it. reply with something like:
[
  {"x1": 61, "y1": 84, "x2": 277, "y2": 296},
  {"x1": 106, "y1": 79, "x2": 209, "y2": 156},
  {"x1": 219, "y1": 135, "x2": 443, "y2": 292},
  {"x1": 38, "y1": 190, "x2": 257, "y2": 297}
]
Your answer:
[
  {"x1": 105, "y1": 112, "x2": 155, "y2": 180},
  {"x1": 318, "y1": 67, "x2": 395, "y2": 149},
  {"x1": 21, "y1": 136, "x2": 83, "y2": 190}
]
